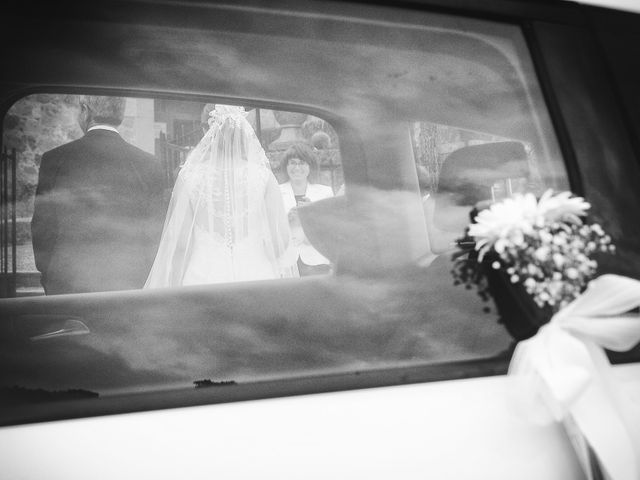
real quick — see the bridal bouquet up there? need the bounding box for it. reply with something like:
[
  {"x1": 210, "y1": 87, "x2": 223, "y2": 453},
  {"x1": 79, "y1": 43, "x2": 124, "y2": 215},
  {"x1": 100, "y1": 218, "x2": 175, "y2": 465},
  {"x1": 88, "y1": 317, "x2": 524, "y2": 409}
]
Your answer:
[
  {"x1": 450, "y1": 190, "x2": 640, "y2": 480},
  {"x1": 452, "y1": 190, "x2": 615, "y2": 315}
]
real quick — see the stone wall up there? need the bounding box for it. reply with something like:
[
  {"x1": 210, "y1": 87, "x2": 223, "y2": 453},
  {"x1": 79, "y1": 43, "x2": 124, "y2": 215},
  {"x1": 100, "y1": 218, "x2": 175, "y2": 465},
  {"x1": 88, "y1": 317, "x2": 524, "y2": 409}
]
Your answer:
[
  {"x1": 3, "y1": 94, "x2": 158, "y2": 220},
  {"x1": 3, "y1": 94, "x2": 83, "y2": 218}
]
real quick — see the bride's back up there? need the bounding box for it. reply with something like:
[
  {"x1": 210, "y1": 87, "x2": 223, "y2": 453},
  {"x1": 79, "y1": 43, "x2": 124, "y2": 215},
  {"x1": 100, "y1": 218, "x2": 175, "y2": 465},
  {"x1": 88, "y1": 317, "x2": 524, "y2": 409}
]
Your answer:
[
  {"x1": 181, "y1": 161, "x2": 271, "y2": 245},
  {"x1": 144, "y1": 105, "x2": 295, "y2": 287}
]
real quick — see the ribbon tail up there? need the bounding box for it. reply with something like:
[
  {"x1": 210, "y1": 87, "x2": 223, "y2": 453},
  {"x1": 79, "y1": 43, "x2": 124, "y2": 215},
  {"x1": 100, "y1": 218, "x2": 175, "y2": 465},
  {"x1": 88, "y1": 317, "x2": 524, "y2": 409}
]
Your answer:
[
  {"x1": 568, "y1": 342, "x2": 640, "y2": 480},
  {"x1": 563, "y1": 415, "x2": 605, "y2": 480}
]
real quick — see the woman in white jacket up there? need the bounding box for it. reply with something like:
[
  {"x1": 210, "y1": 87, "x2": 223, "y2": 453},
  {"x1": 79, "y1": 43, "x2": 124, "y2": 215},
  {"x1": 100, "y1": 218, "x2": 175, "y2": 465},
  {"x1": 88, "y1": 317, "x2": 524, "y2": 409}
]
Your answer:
[{"x1": 279, "y1": 142, "x2": 334, "y2": 276}]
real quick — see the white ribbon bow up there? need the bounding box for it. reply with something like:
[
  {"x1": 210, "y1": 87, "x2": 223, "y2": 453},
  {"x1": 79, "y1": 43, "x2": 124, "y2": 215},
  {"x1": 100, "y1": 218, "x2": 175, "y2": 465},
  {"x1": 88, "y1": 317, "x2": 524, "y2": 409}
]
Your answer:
[{"x1": 508, "y1": 274, "x2": 640, "y2": 480}]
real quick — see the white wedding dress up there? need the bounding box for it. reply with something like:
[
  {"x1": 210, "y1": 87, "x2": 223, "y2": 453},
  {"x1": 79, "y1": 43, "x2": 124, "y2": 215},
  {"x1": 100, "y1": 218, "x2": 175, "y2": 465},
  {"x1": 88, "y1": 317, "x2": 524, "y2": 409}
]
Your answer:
[{"x1": 144, "y1": 105, "x2": 298, "y2": 288}]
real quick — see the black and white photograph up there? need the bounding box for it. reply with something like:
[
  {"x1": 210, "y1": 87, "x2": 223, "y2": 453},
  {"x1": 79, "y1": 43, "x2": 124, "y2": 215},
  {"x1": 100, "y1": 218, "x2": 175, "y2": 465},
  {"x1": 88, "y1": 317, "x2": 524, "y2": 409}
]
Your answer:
[{"x1": 1, "y1": 0, "x2": 639, "y2": 478}]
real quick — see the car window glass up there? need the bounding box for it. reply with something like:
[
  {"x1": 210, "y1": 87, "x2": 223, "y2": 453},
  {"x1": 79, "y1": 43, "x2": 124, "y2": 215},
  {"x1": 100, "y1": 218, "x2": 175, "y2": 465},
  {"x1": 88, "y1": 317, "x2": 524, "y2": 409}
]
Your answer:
[{"x1": 0, "y1": 5, "x2": 575, "y2": 419}]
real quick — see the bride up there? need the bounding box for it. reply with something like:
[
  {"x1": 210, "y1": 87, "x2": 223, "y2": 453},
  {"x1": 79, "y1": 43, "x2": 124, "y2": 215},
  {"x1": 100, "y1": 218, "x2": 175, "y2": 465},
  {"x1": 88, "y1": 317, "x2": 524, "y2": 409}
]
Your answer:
[{"x1": 145, "y1": 105, "x2": 298, "y2": 288}]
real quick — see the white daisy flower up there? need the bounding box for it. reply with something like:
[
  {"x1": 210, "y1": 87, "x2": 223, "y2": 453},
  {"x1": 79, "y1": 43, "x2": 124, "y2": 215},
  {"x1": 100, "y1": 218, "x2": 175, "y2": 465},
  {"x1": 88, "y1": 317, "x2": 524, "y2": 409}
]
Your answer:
[
  {"x1": 536, "y1": 189, "x2": 589, "y2": 224},
  {"x1": 468, "y1": 193, "x2": 539, "y2": 259}
]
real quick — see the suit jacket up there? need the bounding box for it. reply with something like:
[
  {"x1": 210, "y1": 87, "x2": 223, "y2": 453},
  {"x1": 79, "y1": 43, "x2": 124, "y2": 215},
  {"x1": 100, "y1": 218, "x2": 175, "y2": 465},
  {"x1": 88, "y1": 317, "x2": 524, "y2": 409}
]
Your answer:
[
  {"x1": 279, "y1": 181, "x2": 334, "y2": 266},
  {"x1": 31, "y1": 129, "x2": 166, "y2": 294}
]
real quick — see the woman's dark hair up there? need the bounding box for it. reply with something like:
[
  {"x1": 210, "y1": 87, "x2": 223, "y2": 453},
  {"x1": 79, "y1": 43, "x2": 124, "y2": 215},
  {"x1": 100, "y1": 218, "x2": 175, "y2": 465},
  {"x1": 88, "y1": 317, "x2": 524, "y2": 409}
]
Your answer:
[{"x1": 281, "y1": 142, "x2": 320, "y2": 183}]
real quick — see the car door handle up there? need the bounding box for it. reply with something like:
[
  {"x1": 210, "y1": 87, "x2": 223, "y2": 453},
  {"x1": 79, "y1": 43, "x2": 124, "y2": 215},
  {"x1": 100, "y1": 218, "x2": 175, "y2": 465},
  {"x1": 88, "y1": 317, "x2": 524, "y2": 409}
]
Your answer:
[
  {"x1": 30, "y1": 318, "x2": 90, "y2": 341},
  {"x1": 13, "y1": 315, "x2": 91, "y2": 342}
]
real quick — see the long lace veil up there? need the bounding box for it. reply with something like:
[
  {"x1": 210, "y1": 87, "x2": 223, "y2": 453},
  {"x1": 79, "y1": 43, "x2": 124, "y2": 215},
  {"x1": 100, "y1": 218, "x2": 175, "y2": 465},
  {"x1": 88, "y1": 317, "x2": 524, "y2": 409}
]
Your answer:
[{"x1": 145, "y1": 105, "x2": 297, "y2": 287}]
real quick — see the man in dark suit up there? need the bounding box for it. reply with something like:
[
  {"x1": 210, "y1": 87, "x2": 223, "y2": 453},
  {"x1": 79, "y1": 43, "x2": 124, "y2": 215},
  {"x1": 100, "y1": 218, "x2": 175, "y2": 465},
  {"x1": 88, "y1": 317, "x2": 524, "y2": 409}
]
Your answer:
[{"x1": 31, "y1": 95, "x2": 165, "y2": 294}]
